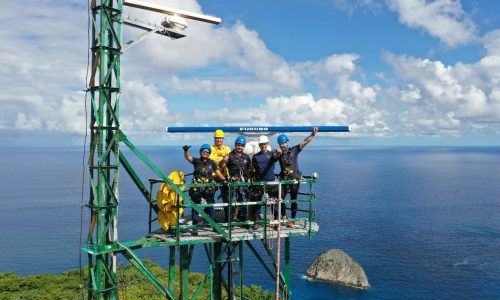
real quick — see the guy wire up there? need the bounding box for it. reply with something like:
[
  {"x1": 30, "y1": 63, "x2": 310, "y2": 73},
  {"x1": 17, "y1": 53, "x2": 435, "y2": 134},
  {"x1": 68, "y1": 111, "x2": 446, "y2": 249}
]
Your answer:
[{"x1": 79, "y1": 0, "x2": 92, "y2": 296}]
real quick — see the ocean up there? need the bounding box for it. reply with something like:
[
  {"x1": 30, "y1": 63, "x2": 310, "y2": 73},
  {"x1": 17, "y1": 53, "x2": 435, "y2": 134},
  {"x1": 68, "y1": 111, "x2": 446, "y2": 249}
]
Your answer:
[{"x1": 0, "y1": 146, "x2": 499, "y2": 299}]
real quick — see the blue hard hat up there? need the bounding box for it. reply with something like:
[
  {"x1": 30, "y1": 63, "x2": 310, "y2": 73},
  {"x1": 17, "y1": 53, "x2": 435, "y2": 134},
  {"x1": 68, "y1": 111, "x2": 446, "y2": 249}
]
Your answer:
[
  {"x1": 200, "y1": 144, "x2": 211, "y2": 153},
  {"x1": 277, "y1": 134, "x2": 289, "y2": 144},
  {"x1": 235, "y1": 136, "x2": 247, "y2": 146}
]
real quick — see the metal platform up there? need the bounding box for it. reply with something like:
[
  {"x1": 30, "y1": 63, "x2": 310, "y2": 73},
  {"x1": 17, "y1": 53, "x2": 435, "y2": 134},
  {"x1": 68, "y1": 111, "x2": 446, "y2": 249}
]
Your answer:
[{"x1": 149, "y1": 221, "x2": 319, "y2": 245}]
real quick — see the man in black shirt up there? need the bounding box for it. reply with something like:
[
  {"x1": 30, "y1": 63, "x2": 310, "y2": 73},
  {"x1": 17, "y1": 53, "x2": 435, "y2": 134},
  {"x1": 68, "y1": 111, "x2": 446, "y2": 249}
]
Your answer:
[
  {"x1": 275, "y1": 127, "x2": 318, "y2": 227},
  {"x1": 183, "y1": 144, "x2": 226, "y2": 235},
  {"x1": 220, "y1": 136, "x2": 253, "y2": 223}
]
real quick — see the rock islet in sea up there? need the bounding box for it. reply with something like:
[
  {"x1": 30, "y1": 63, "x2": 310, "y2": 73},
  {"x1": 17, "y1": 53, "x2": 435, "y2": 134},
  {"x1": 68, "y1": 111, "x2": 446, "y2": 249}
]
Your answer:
[{"x1": 306, "y1": 248, "x2": 370, "y2": 289}]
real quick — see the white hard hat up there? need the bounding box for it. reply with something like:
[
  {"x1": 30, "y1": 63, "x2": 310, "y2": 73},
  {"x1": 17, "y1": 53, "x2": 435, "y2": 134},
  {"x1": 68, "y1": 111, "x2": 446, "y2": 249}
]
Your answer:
[{"x1": 258, "y1": 135, "x2": 269, "y2": 144}]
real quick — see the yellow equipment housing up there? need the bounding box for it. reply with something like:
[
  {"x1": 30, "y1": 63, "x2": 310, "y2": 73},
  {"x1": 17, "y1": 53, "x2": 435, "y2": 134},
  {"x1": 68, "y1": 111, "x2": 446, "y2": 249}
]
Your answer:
[{"x1": 157, "y1": 171, "x2": 185, "y2": 230}]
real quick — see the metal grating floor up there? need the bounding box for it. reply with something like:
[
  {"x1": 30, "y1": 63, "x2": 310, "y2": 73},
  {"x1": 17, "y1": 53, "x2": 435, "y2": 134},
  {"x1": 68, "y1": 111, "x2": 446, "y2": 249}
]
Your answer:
[{"x1": 149, "y1": 221, "x2": 319, "y2": 243}]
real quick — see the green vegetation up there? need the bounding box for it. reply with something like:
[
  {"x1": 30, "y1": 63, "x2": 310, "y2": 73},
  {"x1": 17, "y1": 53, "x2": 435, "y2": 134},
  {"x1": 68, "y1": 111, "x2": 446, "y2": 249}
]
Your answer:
[{"x1": 0, "y1": 260, "x2": 273, "y2": 300}]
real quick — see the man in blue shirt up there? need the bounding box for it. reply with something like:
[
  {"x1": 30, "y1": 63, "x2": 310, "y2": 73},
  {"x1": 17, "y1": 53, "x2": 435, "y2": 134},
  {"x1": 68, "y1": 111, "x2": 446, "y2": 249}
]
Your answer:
[{"x1": 250, "y1": 135, "x2": 280, "y2": 229}]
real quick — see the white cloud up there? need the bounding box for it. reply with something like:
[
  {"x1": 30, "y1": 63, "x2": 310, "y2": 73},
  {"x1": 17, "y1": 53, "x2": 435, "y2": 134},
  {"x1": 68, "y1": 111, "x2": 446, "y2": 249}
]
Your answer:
[
  {"x1": 227, "y1": 23, "x2": 302, "y2": 88},
  {"x1": 15, "y1": 113, "x2": 43, "y2": 131},
  {"x1": 299, "y1": 54, "x2": 360, "y2": 77},
  {"x1": 163, "y1": 75, "x2": 284, "y2": 98},
  {"x1": 400, "y1": 84, "x2": 422, "y2": 103},
  {"x1": 330, "y1": 0, "x2": 384, "y2": 15},
  {"x1": 0, "y1": 1, "x2": 87, "y2": 134},
  {"x1": 329, "y1": 0, "x2": 478, "y2": 47},
  {"x1": 386, "y1": 0, "x2": 478, "y2": 47},
  {"x1": 338, "y1": 80, "x2": 377, "y2": 105},
  {"x1": 382, "y1": 45, "x2": 500, "y2": 135},
  {"x1": 124, "y1": 1, "x2": 301, "y2": 92},
  {"x1": 121, "y1": 80, "x2": 172, "y2": 131},
  {"x1": 0, "y1": 0, "x2": 302, "y2": 138},
  {"x1": 483, "y1": 29, "x2": 500, "y2": 55},
  {"x1": 7, "y1": 92, "x2": 86, "y2": 134},
  {"x1": 190, "y1": 93, "x2": 390, "y2": 137},
  {"x1": 163, "y1": 53, "x2": 361, "y2": 99},
  {"x1": 2, "y1": 0, "x2": 498, "y2": 145}
]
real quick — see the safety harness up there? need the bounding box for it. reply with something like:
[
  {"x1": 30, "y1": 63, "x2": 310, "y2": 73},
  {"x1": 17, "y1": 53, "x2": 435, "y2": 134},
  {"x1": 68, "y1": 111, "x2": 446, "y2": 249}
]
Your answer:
[
  {"x1": 279, "y1": 148, "x2": 301, "y2": 180},
  {"x1": 191, "y1": 159, "x2": 216, "y2": 193},
  {"x1": 227, "y1": 150, "x2": 251, "y2": 182}
]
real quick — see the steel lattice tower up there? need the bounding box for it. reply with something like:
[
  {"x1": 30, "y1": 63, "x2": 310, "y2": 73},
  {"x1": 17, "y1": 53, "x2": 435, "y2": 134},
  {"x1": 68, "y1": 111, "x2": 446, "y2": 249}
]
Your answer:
[
  {"x1": 86, "y1": 0, "x2": 122, "y2": 298},
  {"x1": 83, "y1": 1, "x2": 348, "y2": 299}
]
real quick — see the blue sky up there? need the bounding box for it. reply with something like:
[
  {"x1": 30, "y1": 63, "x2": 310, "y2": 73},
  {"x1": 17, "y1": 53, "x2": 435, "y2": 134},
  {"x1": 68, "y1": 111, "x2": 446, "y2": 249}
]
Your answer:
[{"x1": 1, "y1": 0, "x2": 500, "y2": 146}]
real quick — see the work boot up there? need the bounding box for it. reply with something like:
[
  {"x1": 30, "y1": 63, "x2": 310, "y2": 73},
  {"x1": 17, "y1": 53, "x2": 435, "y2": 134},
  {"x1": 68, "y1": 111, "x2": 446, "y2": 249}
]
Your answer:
[
  {"x1": 251, "y1": 215, "x2": 261, "y2": 231},
  {"x1": 241, "y1": 218, "x2": 250, "y2": 229}
]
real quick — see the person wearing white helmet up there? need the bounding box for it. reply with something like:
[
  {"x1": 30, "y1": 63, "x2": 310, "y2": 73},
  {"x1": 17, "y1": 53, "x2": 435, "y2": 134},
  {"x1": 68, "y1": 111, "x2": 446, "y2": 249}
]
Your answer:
[
  {"x1": 249, "y1": 135, "x2": 281, "y2": 230},
  {"x1": 275, "y1": 127, "x2": 318, "y2": 227}
]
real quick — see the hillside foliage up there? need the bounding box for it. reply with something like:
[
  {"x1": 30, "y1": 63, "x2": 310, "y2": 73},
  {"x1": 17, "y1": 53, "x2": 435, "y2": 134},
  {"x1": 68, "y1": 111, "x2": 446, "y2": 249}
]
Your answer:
[{"x1": 0, "y1": 260, "x2": 274, "y2": 300}]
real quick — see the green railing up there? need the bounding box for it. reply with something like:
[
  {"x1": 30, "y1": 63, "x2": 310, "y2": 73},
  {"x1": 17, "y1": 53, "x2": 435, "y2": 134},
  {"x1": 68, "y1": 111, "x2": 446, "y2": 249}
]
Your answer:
[{"x1": 148, "y1": 176, "x2": 318, "y2": 241}]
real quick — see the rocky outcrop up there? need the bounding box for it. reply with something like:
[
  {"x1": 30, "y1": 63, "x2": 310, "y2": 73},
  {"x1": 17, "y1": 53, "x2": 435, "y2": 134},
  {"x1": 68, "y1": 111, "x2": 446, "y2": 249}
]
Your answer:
[{"x1": 306, "y1": 249, "x2": 370, "y2": 289}]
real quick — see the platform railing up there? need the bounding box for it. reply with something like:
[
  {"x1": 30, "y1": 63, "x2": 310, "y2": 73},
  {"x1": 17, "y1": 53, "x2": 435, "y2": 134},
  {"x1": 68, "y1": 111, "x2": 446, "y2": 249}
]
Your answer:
[{"x1": 148, "y1": 175, "x2": 318, "y2": 241}]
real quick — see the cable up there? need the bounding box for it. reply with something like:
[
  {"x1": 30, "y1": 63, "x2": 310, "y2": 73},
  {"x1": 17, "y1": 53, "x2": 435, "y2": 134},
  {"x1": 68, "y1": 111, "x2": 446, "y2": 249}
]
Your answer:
[
  {"x1": 275, "y1": 184, "x2": 283, "y2": 300},
  {"x1": 79, "y1": 0, "x2": 92, "y2": 297}
]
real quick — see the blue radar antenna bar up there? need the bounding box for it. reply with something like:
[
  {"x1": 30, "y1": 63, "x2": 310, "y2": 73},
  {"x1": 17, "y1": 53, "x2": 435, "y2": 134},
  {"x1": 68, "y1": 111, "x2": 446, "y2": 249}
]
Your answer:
[{"x1": 166, "y1": 125, "x2": 350, "y2": 133}]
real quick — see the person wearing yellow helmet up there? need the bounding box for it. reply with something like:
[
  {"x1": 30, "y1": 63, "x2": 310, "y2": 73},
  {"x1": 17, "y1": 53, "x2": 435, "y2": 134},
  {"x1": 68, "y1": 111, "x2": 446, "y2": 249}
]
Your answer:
[
  {"x1": 210, "y1": 129, "x2": 231, "y2": 166},
  {"x1": 209, "y1": 129, "x2": 231, "y2": 220}
]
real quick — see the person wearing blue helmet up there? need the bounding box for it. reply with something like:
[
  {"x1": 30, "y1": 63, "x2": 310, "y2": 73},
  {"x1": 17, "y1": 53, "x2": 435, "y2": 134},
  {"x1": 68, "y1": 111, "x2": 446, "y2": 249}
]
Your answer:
[
  {"x1": 220, "y1": 136, "x2": 253, "y2": 224},
  {"x1": 275, "y1": 127, "x2": 318, "y2": 227},
  {"x1": 183, "y1": 144, "x2": 227, "y2": 235}
]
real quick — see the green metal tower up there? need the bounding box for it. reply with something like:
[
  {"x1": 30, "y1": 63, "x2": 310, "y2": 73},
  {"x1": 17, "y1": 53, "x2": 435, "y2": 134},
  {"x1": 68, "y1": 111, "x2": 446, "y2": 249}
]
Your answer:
[
  {"x1": 85, "y1": 0, "x2": 122, "y2": 298},
  {"x1": 82, "y1": 1, "x2": 341, "y2": 299}
]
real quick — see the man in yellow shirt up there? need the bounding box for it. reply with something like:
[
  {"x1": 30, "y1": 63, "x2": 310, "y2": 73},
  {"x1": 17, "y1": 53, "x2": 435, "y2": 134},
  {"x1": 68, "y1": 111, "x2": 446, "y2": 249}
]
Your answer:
[
  {"x1": 209, "y1": 129, "x2": 231, "y2": 166},
  {"x1": 209, "y1": 129, "x2": 231, "y2": 221}
]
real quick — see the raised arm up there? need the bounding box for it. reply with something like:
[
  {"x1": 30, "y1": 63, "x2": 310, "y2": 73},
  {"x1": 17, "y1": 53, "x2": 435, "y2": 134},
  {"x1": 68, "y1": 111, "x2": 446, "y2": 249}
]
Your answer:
[
  {"x1": 273, "y1": 147, "x2": 282, "y2": 160},
  {"x1": 215, "y1": 169, "x2": 226, "y2": 181},
  {"x1": 183, "y1": 145, "x2": 193, "y2": 163},
  {"x1": 299, "y1": 127, "x2": 318, "y2": 150},
  {"x1": 219, "y1": 154, "x2": 229, "y2": 169}
]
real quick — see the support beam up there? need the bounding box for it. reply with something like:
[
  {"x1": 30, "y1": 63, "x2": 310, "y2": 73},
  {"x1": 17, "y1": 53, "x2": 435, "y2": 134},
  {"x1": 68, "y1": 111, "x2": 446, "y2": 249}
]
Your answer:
[
  {"x1": 124, "y1": 0, "x2": 221, "y2": 24},
  {"x1": 168, "y1": 246, "x2": 176, "y2": 296},
  {"x1": 227, "y1": 242, "x2": 235, "y2": 300},
  {"x1": 213, "y1": 243, "x2": 222, "y2": 300},
  {"x1": 239, "y1": 242, "x2": 243, "y2": 300},
  {"x1": 121, "y1": 245, "x2": 173, "y2": 299},
  {"x1": 285, "y1": 238, "x2": 291, "y2": 300},
  {"x1": 180, "y1": 245, "x2": 190, "y2": 300},
  {"x1": 245, "y1": 241, "x2": 278, "y2": 285}
]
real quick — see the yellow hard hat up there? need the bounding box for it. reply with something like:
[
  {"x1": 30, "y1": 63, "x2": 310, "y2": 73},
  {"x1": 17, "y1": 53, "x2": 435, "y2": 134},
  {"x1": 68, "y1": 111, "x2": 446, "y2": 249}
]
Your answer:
[{"x1": 214, "y1": 129, "x2": 224, "y2": 138}]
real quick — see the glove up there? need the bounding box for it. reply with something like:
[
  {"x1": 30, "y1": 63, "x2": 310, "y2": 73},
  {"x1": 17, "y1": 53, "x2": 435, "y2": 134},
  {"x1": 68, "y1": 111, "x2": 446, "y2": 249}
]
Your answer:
[
  {"x1": 223, "y1": 180, "x2": 229, "y2": 187},
  {"x1": 183, "y1": 145, "x2": 191, "y2": 151}
]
